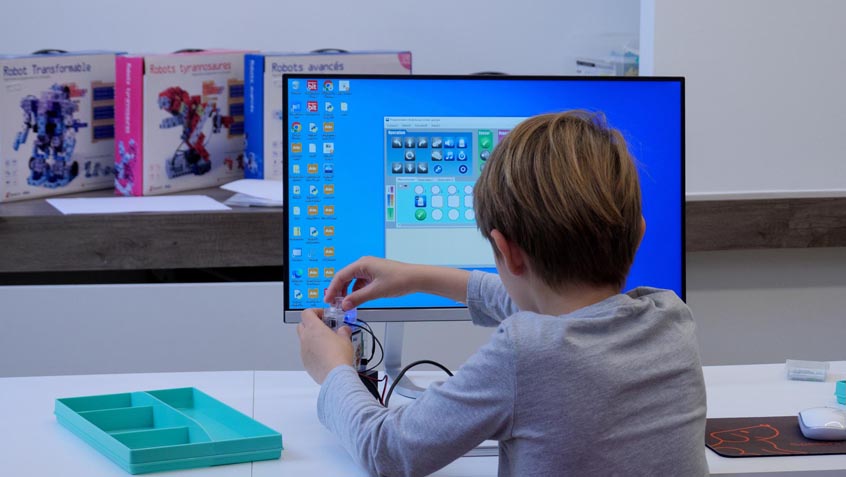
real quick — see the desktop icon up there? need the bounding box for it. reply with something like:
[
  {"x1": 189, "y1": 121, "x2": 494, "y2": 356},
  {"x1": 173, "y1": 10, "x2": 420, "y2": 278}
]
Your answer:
[
  {"x1": 308, "y1": 268, "x2": 319, "y2": 278},
  {"x1": 308, "y1": 143, "x2": 317, "y2": 154},
  {"x1": 307, "y1": 163, "x2": 319, "y2": 174},
  {"x1": 309, "y1": 122, "x2": 318, "y2": 134},
  {"x1": 309, "y1": 226, "x2": 319, "y2": 237},
  {"x1": 323, "y1": 80, "x2": 333, "y2": 92},
  {"x1": 290, "y1": 102, "x2": 302, "y2": 113},
  {"x1": 292, "y1": 248, "x2": 303, "y2": 257},
  {"x1": 324, "y1": 267, "x2": 335, "y2": 278},
  {"x1": 307, "y1": 101, "x2": 318, "y2": 112},
  {"x1": 293, "y1": 289, "x2": 303, "y2": 300},
  {"x1": 293, "y1": 206, "x2": 301, "y2": 216},
  {"x1": 323, "y1": 184, "x2": 335, "y2": 195},
  {"x1": 324, "y1": 246, "x2": 335, "y2": 257},
  {"x1": 323, "y1": 205, "x2": 335, "y2": 216},
  {"x1": 309, "y1": 185, "x2": 319, "y2": 195},
  {"x1": 292, "y1": 185, "x2": 301, "y2": 195},
  {"x1": 308, "y1": 205, "x2": 319, "y2": 215},
  {"x1": 293, "y1": 226, "x2": 301, "y2": 237},
  {"x1": 308, "y1": 289, "x2": 319, "y2": 299},
  {"x1": 323, "y1": 143, "x2": 335, "y2": 155},
  {"x1": 323, "y1": 163, "x2": 334, "y2": 174},
  {"x1": 307, "y1": 80, "x2": 318, "y2": 91},
  {"x1": 292, "y1": 164, "x2": 301, "y2": 174},
  {"x1": 324, "y1": 102, "x2": 334, "y2": 113},
  {"x1": 340, "y1": 102, "x2": 348, "y2": 112},
  {"x1": 291, "y1": 80, "x2": 300, "y2": 90},
  {"x1": 291, "y1": 122, "x2": 302, "y2": 133},
  {"x1": 323, "y1": 225, "x2": 335, "y2": 237},
  {"x1": 292, "y1": 269, "x2": 304, "y2": 279},
  {"x1": 291, "y1": 143, "x2": 303, "y2": 153},
  {"x1": 339, "y1": 80, "x2": 350, "y2": 92},
  {"x1": 323, "y1": 122, "x2": 334, "y2": 133}
]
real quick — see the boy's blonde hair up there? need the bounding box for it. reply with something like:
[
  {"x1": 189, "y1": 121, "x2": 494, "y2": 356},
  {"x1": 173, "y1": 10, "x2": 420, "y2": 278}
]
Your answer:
[{"x1": 474, "y1": 110, "x2": 642, "y2": 290}]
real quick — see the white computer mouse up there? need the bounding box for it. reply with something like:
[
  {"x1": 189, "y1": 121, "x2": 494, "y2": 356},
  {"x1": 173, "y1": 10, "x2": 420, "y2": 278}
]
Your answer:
[{"x1": 798, "y1": 407, "x2": 846, "y2": 440}]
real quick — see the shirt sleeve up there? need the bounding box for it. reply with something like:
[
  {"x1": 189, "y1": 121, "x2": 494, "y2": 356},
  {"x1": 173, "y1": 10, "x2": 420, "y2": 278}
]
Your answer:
[
  {"x1": 317, "y1": 323, "x2": 516, "y2": 477},
  {"x1": 466, "y1": 270, "x2": 520, "y2": 326}
]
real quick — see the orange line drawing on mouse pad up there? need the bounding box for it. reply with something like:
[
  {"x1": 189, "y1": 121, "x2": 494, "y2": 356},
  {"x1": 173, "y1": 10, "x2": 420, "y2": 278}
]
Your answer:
[
  {"x1": 706, "y1": 416, "x2": 846, "y2": 458},
  {"x1": 708, "y1": 424, "x2": 806, "y2": 456}
]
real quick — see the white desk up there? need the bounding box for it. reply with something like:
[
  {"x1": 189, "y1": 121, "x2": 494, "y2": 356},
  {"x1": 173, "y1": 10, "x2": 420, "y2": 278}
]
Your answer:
[
  {"x1": 705, "y1": 361, "x2": 846, "y2": 476},
  {"x1": 0, "y1": 370, "x2": 495, "y2": 477},
  {"x1": 1, "y1": 364, "x2": 844, "y2": 476}
]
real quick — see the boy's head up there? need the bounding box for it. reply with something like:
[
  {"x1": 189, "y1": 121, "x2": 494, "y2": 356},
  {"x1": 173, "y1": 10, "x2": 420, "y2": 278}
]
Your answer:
[{"x1": 474, "y1": 110, "x2": 643, "y2": 291}]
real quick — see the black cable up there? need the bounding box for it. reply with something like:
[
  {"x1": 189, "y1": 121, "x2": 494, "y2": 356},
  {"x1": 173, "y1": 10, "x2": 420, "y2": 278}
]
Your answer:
[
  {"x1": 384, "y1": 360, "x2": 454, "y2": 407},
  {"x1": 352, "y1": 321, "x2": 383, "y2": 373}
]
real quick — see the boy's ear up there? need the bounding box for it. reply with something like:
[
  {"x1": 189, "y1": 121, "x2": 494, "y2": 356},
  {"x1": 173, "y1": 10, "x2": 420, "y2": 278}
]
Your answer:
[
  {"x1": 490, "y1": 229, "x2": 528, "y2": 276},
  {"x1": 638, "y1": 216, "x2": 647, "y2": 249}
]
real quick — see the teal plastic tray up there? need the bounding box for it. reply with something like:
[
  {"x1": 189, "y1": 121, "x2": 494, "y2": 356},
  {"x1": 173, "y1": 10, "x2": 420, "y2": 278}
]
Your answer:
[{"x1": 55, "y1": 387, "x2": 282, "y2": 474}]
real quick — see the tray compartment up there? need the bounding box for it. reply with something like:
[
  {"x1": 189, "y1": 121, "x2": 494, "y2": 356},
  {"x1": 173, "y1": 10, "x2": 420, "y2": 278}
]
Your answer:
[
  {"x1": 111, "y1": 427, "x2": 191, "y2": 449},
  {"x1": 147, "y1": 387, "x2": 279, "y2": 442}
]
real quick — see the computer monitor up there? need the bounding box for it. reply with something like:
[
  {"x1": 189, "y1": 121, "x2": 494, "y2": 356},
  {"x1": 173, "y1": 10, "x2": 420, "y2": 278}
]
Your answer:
[
  {"x1": 282, "y1": 74, "x2": 684, "y2": 396},
  {"x1": 283, "y1": 74, "x2": 684, "y2": 326}
]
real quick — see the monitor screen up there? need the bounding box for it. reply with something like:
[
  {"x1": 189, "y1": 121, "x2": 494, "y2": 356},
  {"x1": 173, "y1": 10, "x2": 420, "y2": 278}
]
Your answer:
[{"x1": 283, "y1": 75, "x2": 684, "y2": 323}]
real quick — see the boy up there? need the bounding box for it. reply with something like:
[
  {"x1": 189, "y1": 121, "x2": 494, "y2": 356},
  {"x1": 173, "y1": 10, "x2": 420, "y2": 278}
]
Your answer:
[{"x1": 297, "y1": 111, "x2": 708, "y2": 476}]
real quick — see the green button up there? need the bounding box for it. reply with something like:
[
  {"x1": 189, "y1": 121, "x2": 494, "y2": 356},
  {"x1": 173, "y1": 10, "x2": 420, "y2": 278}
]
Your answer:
[{"x1": 414, "y1": 209, "x2": 427, "y2": 221}]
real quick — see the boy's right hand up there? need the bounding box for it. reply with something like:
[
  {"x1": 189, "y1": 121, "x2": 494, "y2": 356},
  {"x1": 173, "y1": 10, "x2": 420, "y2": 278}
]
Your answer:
[{"x1": 324, "y1": 257, "x2": 415, "y2": 310}]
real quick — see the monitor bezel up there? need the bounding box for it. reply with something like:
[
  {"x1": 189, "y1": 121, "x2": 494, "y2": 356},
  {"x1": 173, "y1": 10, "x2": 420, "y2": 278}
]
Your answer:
[{"x1": 282, "y1": 74, "x2": 686, "y2": 323}]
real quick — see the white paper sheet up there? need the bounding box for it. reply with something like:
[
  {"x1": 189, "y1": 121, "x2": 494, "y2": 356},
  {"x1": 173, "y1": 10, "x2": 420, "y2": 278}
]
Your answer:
[
  {"x1": 46, "y1": 195, "x2": 230, "y2": 215},
  {"x1": 220, "y1": 179, "x2": 284, "y2": 203}
]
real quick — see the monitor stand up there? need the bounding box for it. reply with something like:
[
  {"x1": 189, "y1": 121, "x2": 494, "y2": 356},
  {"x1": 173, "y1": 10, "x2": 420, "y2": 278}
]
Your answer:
[{"x1": 383, "y1": 322, "x2": 427, "y2": 399}]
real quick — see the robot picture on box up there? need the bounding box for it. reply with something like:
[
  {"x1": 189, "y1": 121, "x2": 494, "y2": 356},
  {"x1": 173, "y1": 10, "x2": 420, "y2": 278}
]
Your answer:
[
  {"x1": 13, "y1": 83, "x2": 88, "y2": 188},
  {"x1": 157, "y1": 86, "x2": 233, "y2": 179}
]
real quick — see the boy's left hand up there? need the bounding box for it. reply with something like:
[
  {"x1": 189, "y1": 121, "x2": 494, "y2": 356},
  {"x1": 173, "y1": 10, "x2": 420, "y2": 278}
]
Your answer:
[{"x1": 297, "y1": 308, "x2": 355, "y2": 384}]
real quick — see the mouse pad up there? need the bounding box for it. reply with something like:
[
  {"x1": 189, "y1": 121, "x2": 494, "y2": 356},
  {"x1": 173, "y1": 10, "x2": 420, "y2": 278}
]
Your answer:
[{"x1": 706, "y1": 416, "x2": 846, "y2": 457}]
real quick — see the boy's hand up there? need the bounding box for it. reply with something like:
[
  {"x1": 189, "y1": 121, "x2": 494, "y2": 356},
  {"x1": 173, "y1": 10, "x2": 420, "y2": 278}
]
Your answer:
[
  {"x1": 297, "y1": 308, "x2": 355, "y2": 384},
  {"x1": 324, "y1": 257, "x2": 415, "y2": 310}
]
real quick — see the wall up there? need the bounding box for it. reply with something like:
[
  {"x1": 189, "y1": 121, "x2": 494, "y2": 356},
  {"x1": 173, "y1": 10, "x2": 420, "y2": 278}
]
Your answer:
[
  {"x1": 651, "y1": 0, "x2": 846, "y2": 198},
  {"x1": 0, "y1": 1, "x2": 639, "y2": 376},
  {"x1": 651, "y1": 0, "x2": 846, "y2": 365}
]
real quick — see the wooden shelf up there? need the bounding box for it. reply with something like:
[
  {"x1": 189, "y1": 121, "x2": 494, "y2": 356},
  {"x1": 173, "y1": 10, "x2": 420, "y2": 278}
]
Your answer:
[
  {"x1": 0, "y1": 188, "x2": 283, "y2": 274},
  {"x1": 686, "y1": 197, "x2": 846, "y2": 252},
  {"x1": 3, "y1": 190, "x2": 846, "y2": 276}
]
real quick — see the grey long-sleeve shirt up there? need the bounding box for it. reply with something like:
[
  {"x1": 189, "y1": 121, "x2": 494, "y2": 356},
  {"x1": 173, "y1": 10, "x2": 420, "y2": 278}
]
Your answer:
[{"x1": 317, "y1": 271, "x2": 708, "y2": 476}]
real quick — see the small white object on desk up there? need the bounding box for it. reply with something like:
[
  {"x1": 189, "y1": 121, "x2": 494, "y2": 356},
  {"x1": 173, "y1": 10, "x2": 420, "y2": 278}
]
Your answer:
[
  {"x1": 786, "y1": 359, "x2": 830, "y2": 382},
  {"x1": 47, "y1": 195, "x2": 230, "y2": 215},
  {"x1": 798, "y1": 407, "x2": 846, "y2": 441}
]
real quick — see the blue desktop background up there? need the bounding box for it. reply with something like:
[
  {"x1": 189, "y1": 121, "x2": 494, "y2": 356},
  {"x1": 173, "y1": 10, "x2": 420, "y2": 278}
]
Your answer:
[{"x1": 285, "y1": 76, "x2": 683, "y2": 311}]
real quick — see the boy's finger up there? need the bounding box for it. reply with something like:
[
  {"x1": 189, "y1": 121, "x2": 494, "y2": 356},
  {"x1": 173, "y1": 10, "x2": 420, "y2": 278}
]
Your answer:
[{"x1": 337, "y1": 326, "x2": 352, "y2": 339}]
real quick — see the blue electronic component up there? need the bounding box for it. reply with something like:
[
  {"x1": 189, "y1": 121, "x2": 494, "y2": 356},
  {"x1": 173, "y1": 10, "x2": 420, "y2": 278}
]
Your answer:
[{"x1": 14, "y1": 84, "x2": 88, "y2": 188}]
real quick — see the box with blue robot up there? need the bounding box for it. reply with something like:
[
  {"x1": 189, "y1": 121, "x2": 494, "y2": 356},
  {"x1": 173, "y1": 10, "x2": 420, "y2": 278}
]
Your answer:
[
  {"x1": 244, "y1": 50, "x2": 412, "y2": 181},
  {"x1": 0, "y1": 51, "x2": 116, "y2": 202},
  {"x1": 115, "y1": 50, "x2": 250, "y2": 196}
]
